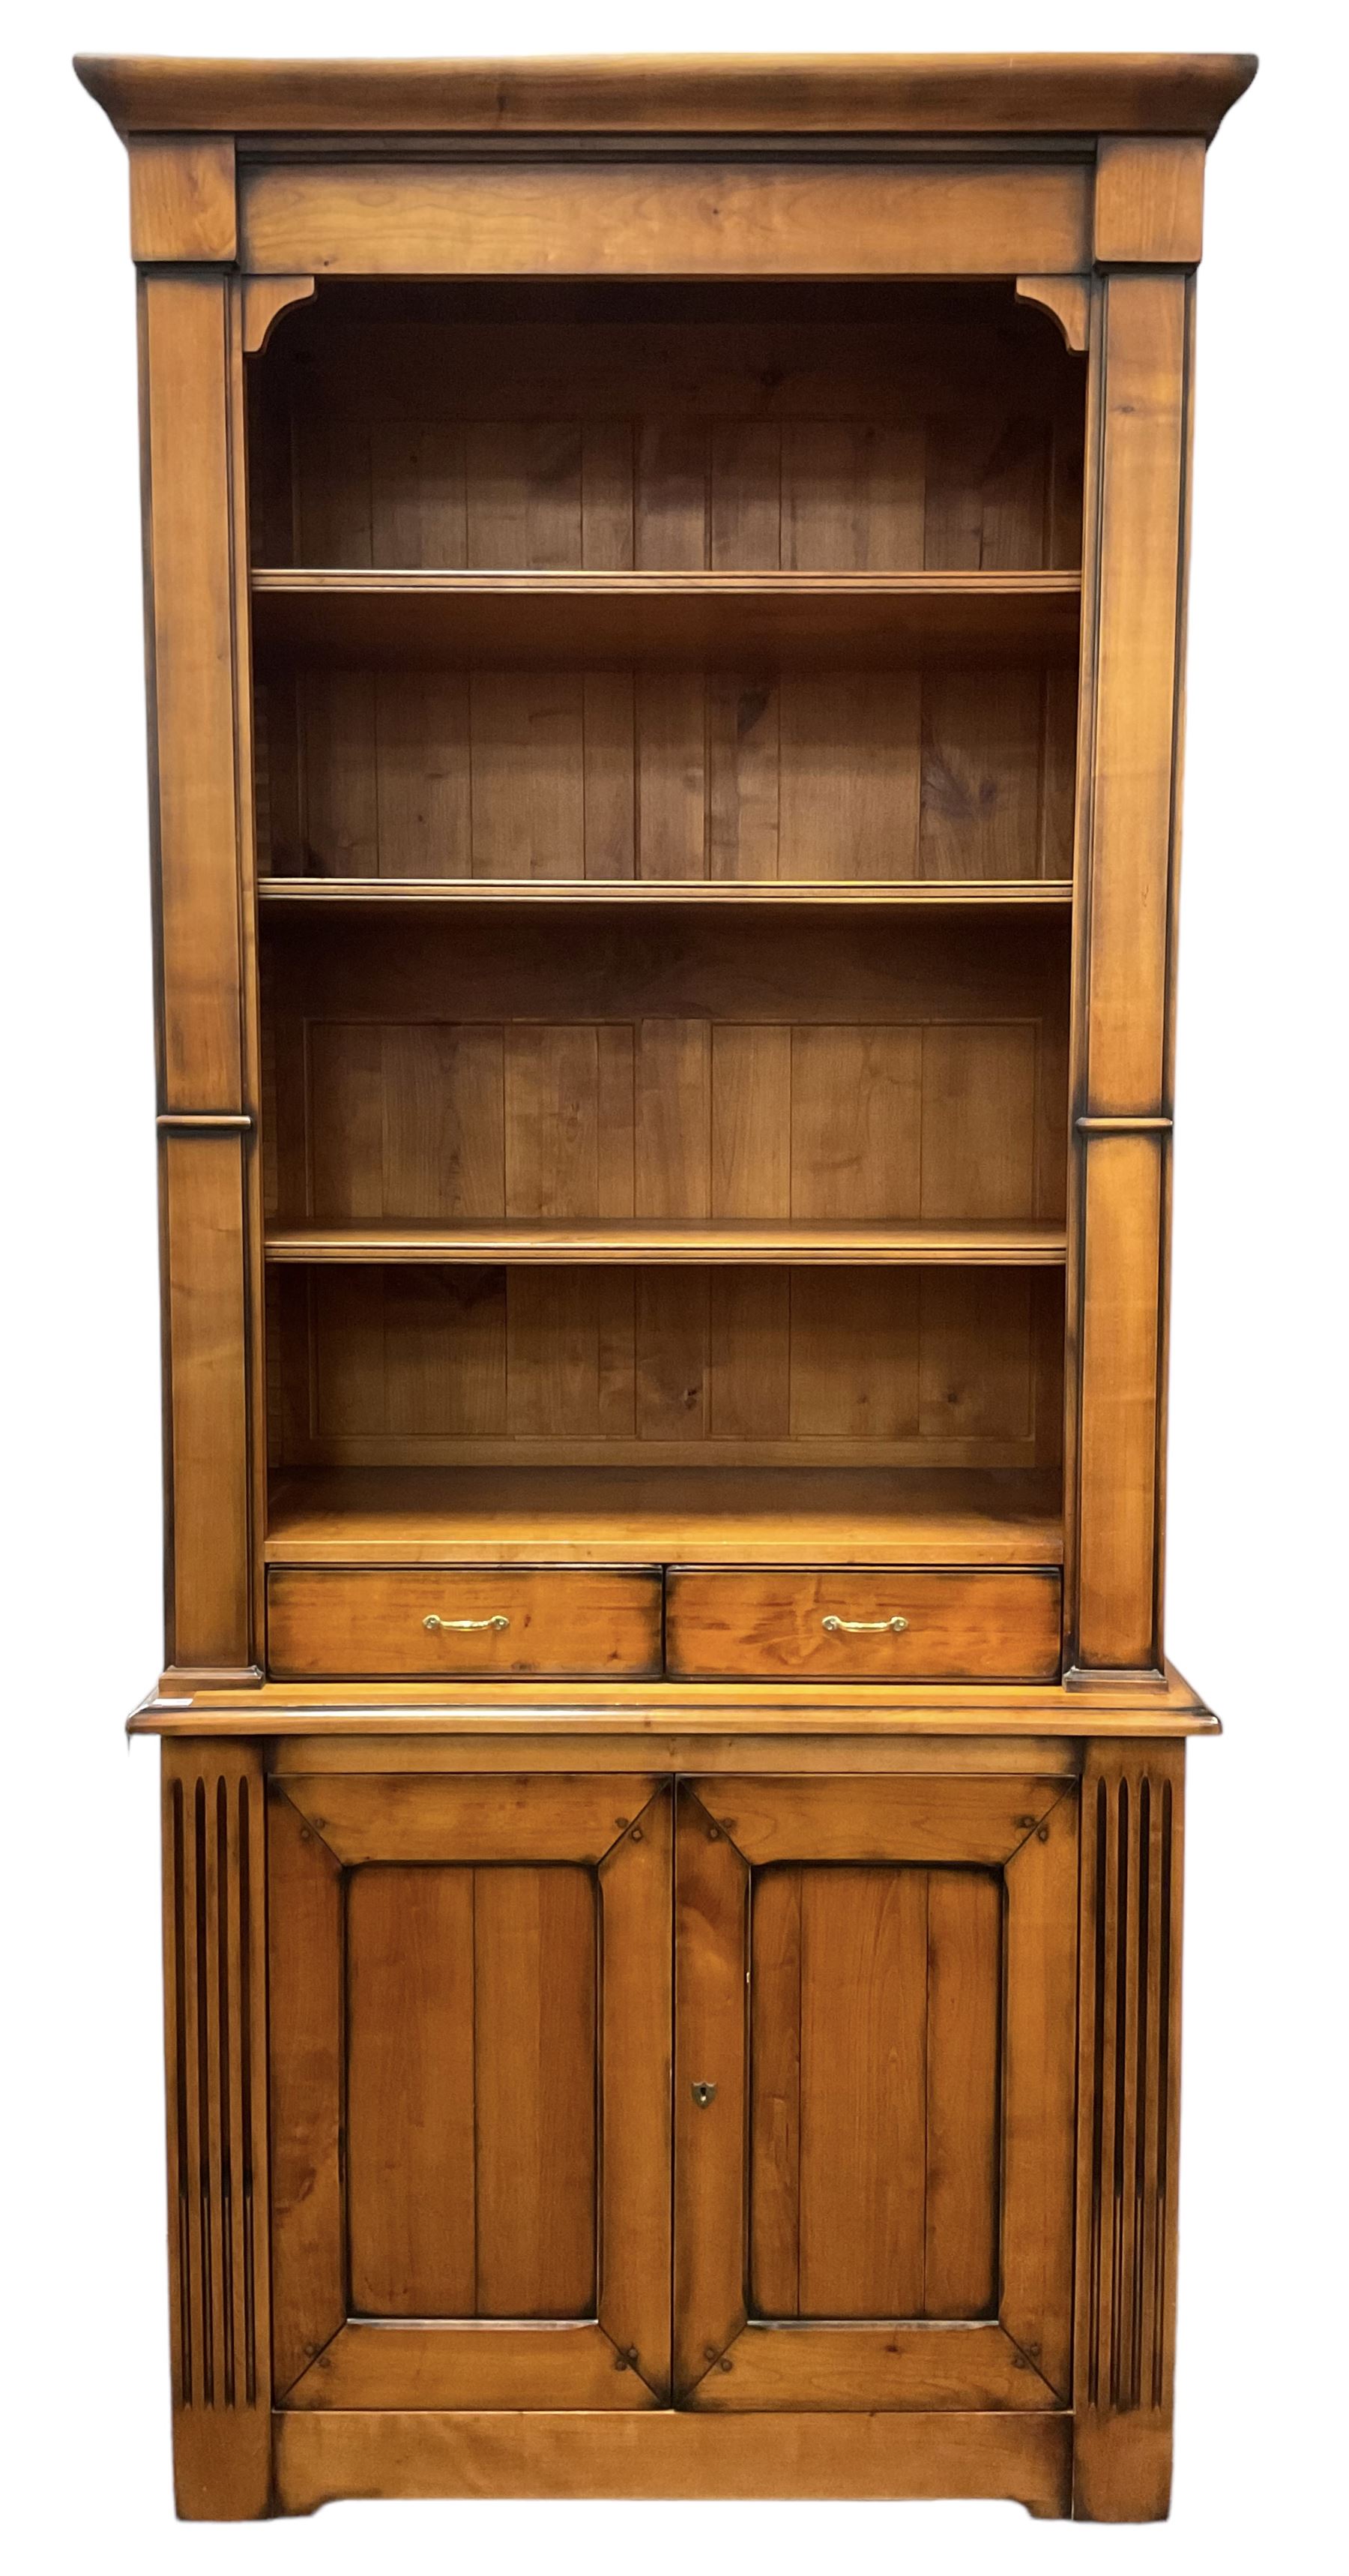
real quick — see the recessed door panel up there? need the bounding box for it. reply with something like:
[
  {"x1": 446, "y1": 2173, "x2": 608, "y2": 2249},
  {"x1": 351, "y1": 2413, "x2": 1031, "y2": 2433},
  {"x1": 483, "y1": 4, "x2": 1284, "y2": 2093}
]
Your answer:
[
  {"x1": 677, "y1": 1774, "x2": 1077, "y2": 2409},
  {"x1": 749, "y1": 1863, "x2": 1000, "y2": 2320},
  {"x1": 270, "y1": 1774, "x2": 671, "y2": 2407},
  {"x1": 346, "y1": 1862, "x2": 597, "y2": 2318}
]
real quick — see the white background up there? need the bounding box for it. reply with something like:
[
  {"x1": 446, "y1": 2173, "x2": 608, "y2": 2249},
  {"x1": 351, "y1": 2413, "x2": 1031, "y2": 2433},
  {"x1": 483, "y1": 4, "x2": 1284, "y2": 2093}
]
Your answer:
[{"x1": 4, "y1": 4, "x2": 1345, "y2": 2565}]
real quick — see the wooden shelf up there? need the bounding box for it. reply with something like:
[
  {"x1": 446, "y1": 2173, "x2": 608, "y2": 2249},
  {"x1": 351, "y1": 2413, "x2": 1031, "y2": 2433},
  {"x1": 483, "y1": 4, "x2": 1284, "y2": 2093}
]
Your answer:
[
  {"x1": 259, "y1": 876, "x2": 1074, "y2": 910},
  {"x1": 265, "y1": 1221, "x2": 1069, "y2": 1267},
  {"x1": 250, "y1": 568, "x2": 1081, "y2": 665},
  {"x1": 265, "y1": 1465, "x2": 1063, "y2": 1568}
]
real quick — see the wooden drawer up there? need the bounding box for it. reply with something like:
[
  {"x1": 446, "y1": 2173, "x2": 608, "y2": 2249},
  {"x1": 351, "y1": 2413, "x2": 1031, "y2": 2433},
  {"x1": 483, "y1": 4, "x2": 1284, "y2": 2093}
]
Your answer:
[
  {"x1": 267, "y1": 1565, "x2": 663, "y2": 1679},
  {"x1": 664, "y1": 1566, "x2": 1062, "y2": 1681}
]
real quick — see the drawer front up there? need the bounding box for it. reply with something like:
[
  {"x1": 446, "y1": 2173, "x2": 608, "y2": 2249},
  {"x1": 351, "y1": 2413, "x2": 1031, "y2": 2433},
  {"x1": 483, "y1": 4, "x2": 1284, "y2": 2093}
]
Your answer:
[
  {"x1": 268, "y1": 1565, "x2": 663, "y2": 1679},
  {"x1": 665, "y1": 1567, "x2": 1062, "y2": 1681}
]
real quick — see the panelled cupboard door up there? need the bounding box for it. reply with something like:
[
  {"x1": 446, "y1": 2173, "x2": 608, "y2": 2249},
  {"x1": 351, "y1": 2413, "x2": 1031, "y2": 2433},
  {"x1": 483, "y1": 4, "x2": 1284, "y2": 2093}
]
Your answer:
[
  {"x1": 674, "y1": 1775, "x2": 1078, "y2": 2409},
  {"x1": 268, "y1": 1774, "x2": 672, "y2": 2405}
]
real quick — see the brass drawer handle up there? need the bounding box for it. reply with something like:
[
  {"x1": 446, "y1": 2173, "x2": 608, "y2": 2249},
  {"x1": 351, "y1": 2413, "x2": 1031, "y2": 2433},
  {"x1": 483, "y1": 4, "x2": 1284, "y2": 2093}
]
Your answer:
[
  {"x1": 423, "y1": 1612, "x2": 510, "y2": 1634},
  {"x1": 821, "y1": 1613, "x2": 909, "y2": 1636}
]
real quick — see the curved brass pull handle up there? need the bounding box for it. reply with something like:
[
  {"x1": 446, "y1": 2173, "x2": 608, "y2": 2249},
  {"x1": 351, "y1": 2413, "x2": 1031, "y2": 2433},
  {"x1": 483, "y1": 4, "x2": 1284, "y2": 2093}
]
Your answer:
[
  {"x1": 423, "y1": 1612, "x2": 510, "y2": 1634},
  {"x1": 821, "y1": 1613, "x2": 909, "y2": 1636}
]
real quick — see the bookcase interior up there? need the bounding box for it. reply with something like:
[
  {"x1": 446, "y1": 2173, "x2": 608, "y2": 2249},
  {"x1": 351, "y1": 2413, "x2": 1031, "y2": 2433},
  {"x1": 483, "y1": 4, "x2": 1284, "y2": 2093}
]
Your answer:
[{"x1": 250, "y1": 276, "x2": 1082, "y2": 1571}]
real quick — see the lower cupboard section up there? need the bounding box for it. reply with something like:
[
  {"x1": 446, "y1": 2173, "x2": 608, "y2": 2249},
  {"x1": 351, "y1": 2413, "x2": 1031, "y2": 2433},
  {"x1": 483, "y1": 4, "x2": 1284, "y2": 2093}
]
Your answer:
[{"x1": 159, "y1": 1739, "x2": 1186, "y2": 2521}]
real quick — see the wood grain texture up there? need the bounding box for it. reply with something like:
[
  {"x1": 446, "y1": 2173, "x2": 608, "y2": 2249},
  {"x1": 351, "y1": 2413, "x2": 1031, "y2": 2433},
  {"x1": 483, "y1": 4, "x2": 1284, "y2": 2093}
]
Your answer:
[
  {"x1": 1072, "y1": 1744, "x2": 1184, "y2": 2521},
  {"x1": 474, "y1": 1865, "x2": 598, "y2": 2316},
  {"x1": 283, "y1": 2320, "x2": 651, "y2": 2410},
  {"x1": 77, "y1": 51, "x2": 1257, "y2": 139},
  {"x1": 253, "y1": 286, "x2": 1083, "y2": 579},
  {"x1": 241, "y1": 274, "x2": 315, "y2": 354},
  {"x1": 141, "y1": 274, "x2": 243, "y2": 1107},
  {"x1": 1072, "y1": 268, "x2": 1190, "y2": 1673},
  {"x1": 1015, "y1": 274, "x2": 1090, "y2": 352},
  {"x1": 270, "y1": 1263, "x2": 1063, "y2": 1479},
  {"x1": 266, "y1": 1224, "x2": 1066, "y2": 1267},
  {"x1": 239, "y1": 162, "x2": 1090, "y2": 281},
  {"x1": 268, "y1": 1769, "x2": 671, "y2": 2417},
  {"x1": 276, "y1": 1734, "x2": 1088, "y2": 1775},
  {"x1": 259, "y1": 660, "x2": 1077, "y2": 884},
  {"x1": 681, "y1": 1773, "x2": 1078, "y2": 2414},
  {"x1": 345, "y1": 1863, "x2": 478, "y2": 2314},
  {"x1": 597, "y1": 1789, "x2": 674, "y2": 2398},
  {"x1": 272, "y1": 2404, "x2": 1074, "y2": 2512},
  {"x1": 267, "y1": 1788, "x2": 344, "y2": 2398},
  {"x1": 88, "y1": 40, "x2": 1247, "y2": 2520},
  {"x1": 325, "y1": 1858, "x2": 612, "y2": 2321},
  {"x1": 1077, "y1": 1135, "x2": 1165, "y2": 1670},
  {"x1": 154, "y1": 1679, "x2": 1212, "y2": 1732},
  {"x1": 1081, "y1": 274, "x2": 1187, "y2": 1115},
  {"x1": 1094, "y1": 140, "x2": 1205, "y2": 265},
  {"x1": 1001, "y1": 1789, "x2": 1079, "y2": 2396},
  {"x1": 691, "y1": 2323, "x2": 1058, "y2": 2411},
  {"x1": 280, "y1": 1772, "x2": 655, "y2": 1865},
  {"x1": 163, "y1": 1135, "x2": 250, "y2": 1673},
  {"x1": 257, "y1": 876, "x2": 1075, "y2": 911},
  {"x1": 923, "y1": 1867, "x2": 1003, "y2": 2311},
  {"x1": 795, "y1": 1865, "x2": 929, "y2": 2316},
  {"x1": 130, "y1": 133, "x2": 236, "y2": 260},
  {"x1": 266, "y1": 1565, "x2": 663, "y2": 1679},
  {"x1": 666, "y1": 1567, "x2": 1062, "y2": 1680},
  {"x1": 264, "y1": 1463, "x2": 1064, "y2": 1566},
  {"x1": 674, "y1": 1785, "x2": 749, "y2": 2395},
  {"x1": 253, "y1": 571, "x2": 1080, "y2": 663},
  {"x1": 694, "y1": 1774, "x2": 1068, "y2": 1865},
  {"x1": 161, "y1": 1742, "x2": 271, "y2": 2520}
]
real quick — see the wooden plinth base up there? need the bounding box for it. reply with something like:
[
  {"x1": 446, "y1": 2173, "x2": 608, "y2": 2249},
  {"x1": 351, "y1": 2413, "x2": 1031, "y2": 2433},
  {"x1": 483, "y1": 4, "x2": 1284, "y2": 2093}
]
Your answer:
[{"x1": 268, "y1": 2410, "x2": 1073, "y2": 2517}]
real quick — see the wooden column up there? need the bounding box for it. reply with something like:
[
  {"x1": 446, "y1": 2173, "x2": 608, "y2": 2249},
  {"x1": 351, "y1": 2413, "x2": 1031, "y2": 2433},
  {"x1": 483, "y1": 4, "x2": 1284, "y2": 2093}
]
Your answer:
[
  {"x1": 139, "y1": 262, "x2": 256, "y2": 1683},
  {"x1": 1069, "y1": 139, "x2": 1199, "y2": 1676},
  {"x1": 162, "y1": 1741, "x2": 272, "y2": 2518},
  {"x1": 1072, "y1": 1740, "x2": 1185, "y2": 2520}
]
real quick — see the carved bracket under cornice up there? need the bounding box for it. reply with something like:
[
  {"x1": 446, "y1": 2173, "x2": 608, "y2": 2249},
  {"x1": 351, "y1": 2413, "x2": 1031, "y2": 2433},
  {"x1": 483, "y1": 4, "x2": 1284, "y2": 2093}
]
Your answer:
[
  {"x1": 1015, "y1": 274, "x2": 1090, "y2": 352},
  {"x1": 241, "y1": 274, "x2": 317, "y2": 355}
]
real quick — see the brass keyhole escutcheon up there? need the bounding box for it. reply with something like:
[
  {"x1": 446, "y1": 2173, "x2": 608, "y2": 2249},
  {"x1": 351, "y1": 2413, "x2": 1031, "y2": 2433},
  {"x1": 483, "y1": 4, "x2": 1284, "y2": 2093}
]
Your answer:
[{"x1": 691, "y1": 2080, "x2": 717, "y2": 2108}]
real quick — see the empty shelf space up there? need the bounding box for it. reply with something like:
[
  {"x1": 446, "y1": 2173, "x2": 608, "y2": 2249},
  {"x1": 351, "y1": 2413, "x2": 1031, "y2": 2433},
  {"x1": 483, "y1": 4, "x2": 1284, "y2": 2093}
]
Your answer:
[
  {"x1": 265, "y1": 1465, "x2": 1064, "y2": 1568},
  {"x1": 250, "y1": 569, "x2": 1081, "y2": 665},
  {"x1": 264, "y1": 1221, "x2": 1069, "y2": 1267},
  {"x1": 258, "y1": 876, "x2": 1074, "y2": 909}
]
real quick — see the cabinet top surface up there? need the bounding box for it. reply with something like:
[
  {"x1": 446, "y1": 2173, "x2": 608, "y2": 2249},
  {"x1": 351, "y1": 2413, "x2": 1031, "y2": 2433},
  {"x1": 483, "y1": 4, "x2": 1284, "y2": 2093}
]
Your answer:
[{"x1": 75, "y1": 50, "x2": 1256, "y2": 141}]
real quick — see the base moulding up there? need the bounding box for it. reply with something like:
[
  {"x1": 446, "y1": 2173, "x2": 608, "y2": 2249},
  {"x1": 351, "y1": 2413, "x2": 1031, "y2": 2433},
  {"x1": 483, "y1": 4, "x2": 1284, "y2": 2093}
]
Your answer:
[{"x1": 271, "y1": 2407, "x2": 1072, "y2": 2516}]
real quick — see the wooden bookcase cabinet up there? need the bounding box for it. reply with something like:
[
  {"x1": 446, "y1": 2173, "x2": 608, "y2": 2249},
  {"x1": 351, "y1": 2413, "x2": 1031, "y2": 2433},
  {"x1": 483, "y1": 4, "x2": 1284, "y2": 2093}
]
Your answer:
[{"x1": 78, "y1": 49, "x2": 1253, "y2": 2524}]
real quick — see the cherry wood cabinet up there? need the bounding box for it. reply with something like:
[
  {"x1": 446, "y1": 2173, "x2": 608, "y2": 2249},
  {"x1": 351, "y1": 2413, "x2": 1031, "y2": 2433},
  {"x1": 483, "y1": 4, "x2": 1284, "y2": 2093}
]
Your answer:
[{"x1": 80, "y1": 47, "x2": 1252, "y2": 2524}]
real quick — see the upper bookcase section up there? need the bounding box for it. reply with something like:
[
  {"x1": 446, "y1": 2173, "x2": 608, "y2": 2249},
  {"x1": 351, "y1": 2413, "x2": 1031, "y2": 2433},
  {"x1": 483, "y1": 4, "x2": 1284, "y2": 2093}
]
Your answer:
[{"x1": 76, "y1": 53, "x2": 1255, "y2": 280}]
